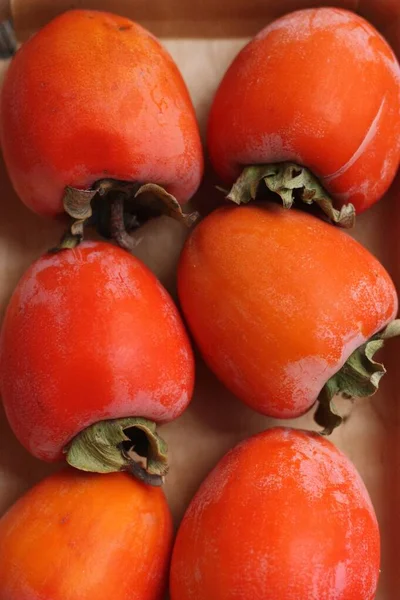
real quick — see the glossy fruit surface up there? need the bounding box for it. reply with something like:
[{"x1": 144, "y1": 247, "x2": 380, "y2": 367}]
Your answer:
[
  {"x1": 0, "y1": 241, "x2": 194, "y2": 461},
  {"x1": 178, "y1": 204, "x2": 397, "y2": 418},
  {"x1": 0, "y1": 469, "x2": 172, "y2": 600},
  {"x1": 170, "y1": 427, "x2": 380, "y2": 600},
  {"x1": 208, "y1": 7, "x2": 400, "y2": 213},
  {"x1": 0, "y1": 9, "x2": 203, "y2": 217}
]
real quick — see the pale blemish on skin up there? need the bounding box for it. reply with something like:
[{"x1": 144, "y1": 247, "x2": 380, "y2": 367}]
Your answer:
[
  {"x1": 255, "y1": 6, "x2": 399, "y2": 87},
  {"x1": 324, "y1": 96, "x2": 387, "y2": 182},
  {"x1": 105, "y1": 387, "x2": 190, "y2": 424},
  {"x1": 253, "y1": 328, "x2": 368, "y2": 418},
  {"x1": 255, "y1": 8, "x2": 356, "y2": 44},
  {"x1": 281, "y1": 355, "x2": 331, "y2": 414}
]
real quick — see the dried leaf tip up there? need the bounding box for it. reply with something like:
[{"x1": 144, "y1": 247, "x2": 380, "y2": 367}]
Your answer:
[
  {"x1": 227, "y1": 163, "x2": 356, "y2": 228},
  {"x1": 315, "y1": 319, "x2": 400, "y2": 435}
]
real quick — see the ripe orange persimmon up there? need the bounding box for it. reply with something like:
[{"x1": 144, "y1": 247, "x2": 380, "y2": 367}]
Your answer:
[
  {"x1": 0, "y1": 469, "x2": 172, "y2": 600},
  {"x1": 0, "y1": 9, "x2": 203, "y2": 232},
  {"x1": 208, "y1": 7, "x2": 400, "y2": 220},
  {"x1": 0, "y1": 241, "x2": 194, "y2": 482},
  {"x1": 178, "y1": 204, "x2": 398, "y2": 432},
  {"x1": 170, "y1": 427, "x2": 380, "y2": 600}
]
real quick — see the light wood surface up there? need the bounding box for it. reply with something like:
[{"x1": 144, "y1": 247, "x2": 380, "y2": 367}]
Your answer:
[{"x1": 1, "y1": 2, "x2": 400, "y2": 599}]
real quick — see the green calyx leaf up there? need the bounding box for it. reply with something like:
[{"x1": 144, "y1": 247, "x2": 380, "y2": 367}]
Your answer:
[
  {"x1": 315, "y1": 319, "x2": 400, "y2": 435},
  {"x1": 64, "y1": 417, "x2": 169, "y2": 487},
  {"x1": 226, "y1": 162, "x2": 356, "y2": 228}
]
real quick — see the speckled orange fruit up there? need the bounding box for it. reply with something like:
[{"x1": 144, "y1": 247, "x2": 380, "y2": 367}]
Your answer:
[
  {"x1": 0, "y1": 469, "x2": 172, "y2": 600},
  {"x1": 1, "y1": 9, "x2": 203, "y2": 216},
  {"x1": 170, "y1": 427, "x2": 380, "y2": 600},
  {"x1": 178, "y1": 204, "x2": 397, "y2": 419},
  {"x1": 0, "y1": 241, "x2": 194, "y2": 462},
  {"x1": 208, "y1": 7, "x2": 400, "y2": 213}
]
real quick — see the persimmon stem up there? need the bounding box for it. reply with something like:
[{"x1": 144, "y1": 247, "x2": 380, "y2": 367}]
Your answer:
[
  {"x1": 110, "y1": 193, "x2": 138, "y2": 252},
  {"x1": 56, "y1": 178, "x2": 198, "y2": 254},
  {"x1": 125, "y1": 461, "x2": 164, "y2": 487},
  {"x1": 50, "y1": 229, "x2": 82, "y2": 253}
]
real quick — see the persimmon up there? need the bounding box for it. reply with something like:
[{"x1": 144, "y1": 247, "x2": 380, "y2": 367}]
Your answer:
[
  {"x1": 0, "y1": 469, "x2": 172, "y2": 600},
  {"x1": 207, "y1": 7, "x2": 400, "y2": 223},
  {"x1": 0, "y1": 241, "x2": 194, "y2": 483},
  {"x1": 0, "y1": 9, "x2": 203, "y2": 244},
  {"x1": 170, "y1": 427, "x2": 380, "y2": 600},
  {"x1": 178, "y1": 204, "x2": 399, "y2": 432}
]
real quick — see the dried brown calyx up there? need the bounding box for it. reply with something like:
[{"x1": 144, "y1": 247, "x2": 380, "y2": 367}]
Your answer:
[
  {"x1": 226, "y1": 162, "x2": 355, "y2": 228},
  {"x1": 58, "y1": 179, "x2": 199, "y2": 251},
  {"x1": 65, "y1": 417, "x2": 169, "y2": 487},
  {"x1": 315, "y1": 320, "x2": 400, "y2": 435}
]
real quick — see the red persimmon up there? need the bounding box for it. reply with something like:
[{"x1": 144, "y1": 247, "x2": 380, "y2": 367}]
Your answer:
[
  {"x1": 208, "y1": 7, "x2": 400, "y2": 220},
  {"x1": 0, "y1": 9, "x2": 203, "y2": 233},
  {"x1": 178, "y1": 204, "x2": 398, "y2": 431},
  {"x1": 0, "y1": 241, "x2": 194, "y2": 482},
  {"x1": 170, "y1": 427, "x2": 380, "y2": 600}
]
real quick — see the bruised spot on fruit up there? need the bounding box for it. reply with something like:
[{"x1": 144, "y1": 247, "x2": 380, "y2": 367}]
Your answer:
[
  {"x1": 119, "y1": 25, "x2": 132, "y2": 32},
  {"x1": 60, "y1": 514, "x2": 71, "y2": 525}
]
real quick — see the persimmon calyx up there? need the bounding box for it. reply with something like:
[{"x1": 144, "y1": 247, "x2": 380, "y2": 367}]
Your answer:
[
  {"x1": 64, "y1": 417, "x2": 169, "y2": 487},
  {"x1": 315, "y1": 319, "x2": 400, "y2": 435},
  {"x1": 56, "y1": 187, "x2": 99, "y2": 250},
  {"x1": 59, "y1": 178, "x2": 199, "y2": 251},
  {"x1": 108, "y1": 183, "x2": 199, "y2": 253},
  {"x1": 226, "y1": 162, "x2": 356, "y2": 228}
]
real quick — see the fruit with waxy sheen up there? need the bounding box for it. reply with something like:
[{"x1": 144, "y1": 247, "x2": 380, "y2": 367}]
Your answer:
[
  {"x1": 208, "y1": 7, "x2": 400, "y2": 222},
  {"x1": 0, "y1": 241, "x2": 194, "y2": 483},
  {"x1": 0, "y1": 469, "x2": 172, "y2": 600},
  {"x1": 178, "y1": 204, "x2": 399, "y2": 432},
  {"x1": 170, "y1": 427, "x2": 380, "y2": 600},
  {"x1": 0, "y1": 9, "x2": 203, "y2": 242}
]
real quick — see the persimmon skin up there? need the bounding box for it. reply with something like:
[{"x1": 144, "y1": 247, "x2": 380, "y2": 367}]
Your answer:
[
  {"x1": 0, "y1": 469, "x2": 172, "y2": 600},
  {"x1": 0, "y1": 9, "x2": 203, "y2": 217},
  {"x1": 178, "y1": 204, "x2": 397, "y2": 418},
  {"x1": 207, "y1": 7, "x2": 400, "y2": 213},
  {"x1": 170, "y1": 427, "x2": 380, "y2": 600},
  {"x1": 0, "y1": 241, "x2": 194, "y2": 461}
]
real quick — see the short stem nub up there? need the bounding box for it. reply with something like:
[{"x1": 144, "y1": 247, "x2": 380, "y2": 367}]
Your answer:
[{"x1": 110, "y1": 193, "x2": 138, "y2": 252}]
